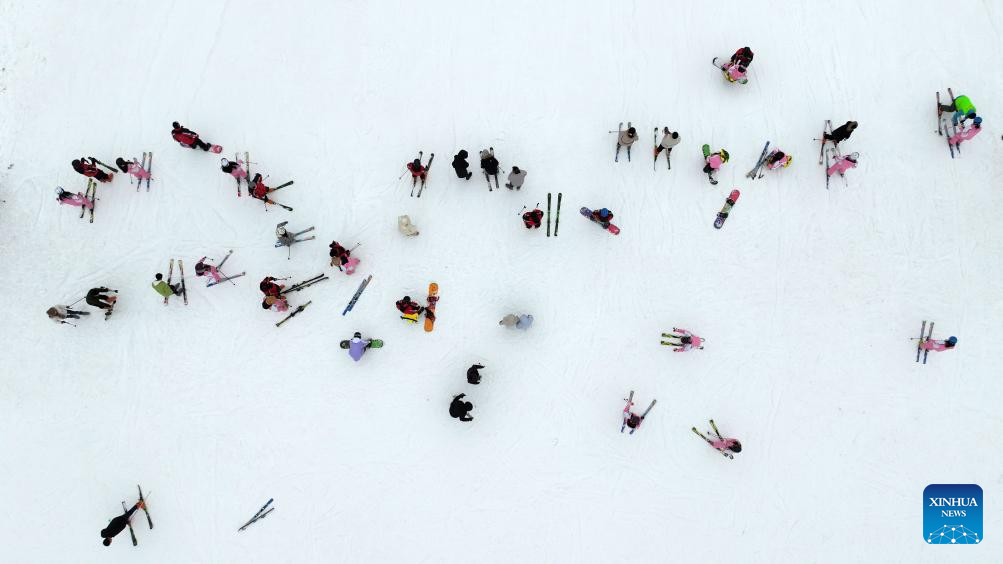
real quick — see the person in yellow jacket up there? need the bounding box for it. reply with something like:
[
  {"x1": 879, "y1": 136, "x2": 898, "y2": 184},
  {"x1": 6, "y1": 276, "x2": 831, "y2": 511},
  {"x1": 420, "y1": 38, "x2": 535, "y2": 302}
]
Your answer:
[{"x1": 152, "y1": 273, "x2": 181, "y2": 299}]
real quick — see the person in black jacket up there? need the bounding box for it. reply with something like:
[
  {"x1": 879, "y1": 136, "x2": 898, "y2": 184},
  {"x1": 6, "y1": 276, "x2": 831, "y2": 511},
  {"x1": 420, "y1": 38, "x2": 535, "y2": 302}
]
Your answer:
[
  {"x1": 101, "y1": 500, "x2": 144, "y2": 546},
  {"x1": 479, "y1": 148, "x2": 500, "y2": 190},
  {"x1": 452, "y1": 150, "x2": 473, "y2": 180},
  {"x1": 730, "y1": 46, "x2": 754, "y2": 67},
  {"x1": 824, "y1": 120, "x2": 858, "y2": 144},
  {"x1": 450, "y1": 393, "x2": 474, "y2": 421},
  {"x1": 466, "y1": 364, "x2": 484, "y2": 385}
]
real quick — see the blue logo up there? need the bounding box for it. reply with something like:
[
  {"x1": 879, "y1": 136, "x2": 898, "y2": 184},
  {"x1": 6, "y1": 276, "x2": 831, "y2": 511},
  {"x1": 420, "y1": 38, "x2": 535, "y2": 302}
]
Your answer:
[{"x1": 924, "y1": 484, "x2": 982, "y2": 544}]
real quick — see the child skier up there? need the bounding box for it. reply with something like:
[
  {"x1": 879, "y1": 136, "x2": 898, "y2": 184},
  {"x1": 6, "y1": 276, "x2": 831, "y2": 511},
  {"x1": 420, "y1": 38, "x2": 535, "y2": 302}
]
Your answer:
[
  {"x1": 827, "y1": 152, "x2": 859, "y2": 178},
  {"x1": 101, "y1": 500, "x2": 146, "y2": 546},
  {"x1": 220, "y1": 158, "x2": 247, "y2": 181},
  {"x1": 195, "y1": 253, "x2": 231, "y2": 285},
  {"x1": 920, "y1": 335, "x2": 958, "y2": 353},
  {"x1": 56, "y1": 187, "x2": 93, "y2": 209},
  {"x1": 71, "y1": 158, "x2": 113, "y2": 183},
  {"x1": 328, "y1": 241, "x2": 359, "y2": 274},
  {"x1": 948, "y1": 117, "x2": 982, "y2": 147},
  {"x1": 152, "y1": 273, "x2": 182, "y2": 300},
  {"x1": 46, "y1": 305, "x2": 90, "y2": 325},
  {"x1": 939, "y1": 94, "x2": 977, "y2": 126},
  {"x1": 764, "y1": 149, "x2": 792, "y2": 170},
  {"x1": 85, "y1": 287, "x2": 117, "y2": 318},
  {"x1": 396, "y1": 295, "x2": 431, "y2": 323},
  {"x1": 406, "y1": 154, "x2": 432, "y2": 191},
  {"x1": 467, "y1": 363, "x2": 485, "y2": 385},
  {"x1": 655, "y1": 128, "x2": 681, "y2": 163},
  {"x1": 616, "y1": 122, "x2": 639, "y2": 162},
  {"x1": 480, "y1": 148, "x2": 500, "y2": 189},
  {"x1": 250, "y1": 173, "x2": 281, "y2": 205},
  {"x1": 115, "y1": 157, "x2": 151, "y2": 183},
  {"x1": 171, "y1": 121, "x2": 215, "y2": 151},
  {"x1": 704, "y1": 148, "x2": 729, "y2": 183},
  {"x1": 505, "y1": 166, "x2": 527, "y2": 190},
  {"x1": 662, "y1": 327, "x2": 705, "y2": 351},
  {"x1": 452, "y1": 150, "x2": 473, "y2": 180},
  {"x1": 693, "y1": 419, "x2": 742, "y2": 458},
  {"x1": 449, "y1": 393, "x2": 474, "y2": 422},
  {"x1": 522, "y1": 207, "x2": 544, "y2": 229},
  {"x1": 263, "y1": 294, "x2": 290, "y2": 312},
  {"x1": 621, "y1": 393, "x2": 656, "y2": 434}
]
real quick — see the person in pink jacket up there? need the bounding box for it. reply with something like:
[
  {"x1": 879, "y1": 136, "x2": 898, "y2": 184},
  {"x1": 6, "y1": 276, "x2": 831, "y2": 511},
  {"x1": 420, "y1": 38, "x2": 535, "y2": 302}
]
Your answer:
[
  {"x1": 195, "y1": 255, "x2": 229, "y2": 284},
  {"x1": 663, "y1": 327, "x2": 704, "y2": 352},
  {"x1": 711, "y1": 436, "x2": 742, "y2": 452},
  {"x1": 220, "y1": 157, "x2": 248, "y2": 180},
  {"x1": 765, "y1": 149, "x2": 792, "y2": 170},
  {"x1": 948, "y1": 117, "x2": 982, "y2": 147},
  {"x1": 722, "y1": 62, "x2": 748, "y2": 84},
  {"x1": 115, "y1": 157, "x2": 151, "y2": 183},
  {"x1": 827, "y1": 152, "x2": 858, "y2": 177},
  {"x1": 56, "y1": 187, "x2": 93, "y2": 209},
  {"x1": 920, "y1": 335, "x2": 957, "y2": 352}
]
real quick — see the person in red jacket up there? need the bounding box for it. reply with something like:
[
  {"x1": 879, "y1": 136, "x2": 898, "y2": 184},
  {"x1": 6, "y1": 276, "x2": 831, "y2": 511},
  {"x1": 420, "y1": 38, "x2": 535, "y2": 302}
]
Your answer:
[
  {"x1": 71, "y1": 157, "x2": 113, "y2": 182},
  {"x1": 396, "y1": 295, "x2": 431, "y2": 322},
  {"x1": 522, "y1": 208, "x2": 544, "y2": 229},
  {"x1": 259, "y1": 276, "x2": 285, "y2": 297},
  {"x1": 171, "y1": 121, "x2": 213, "y2": 151},
  {"x1": 730, "y1": 46, "x2": 754, "y2": 68}
]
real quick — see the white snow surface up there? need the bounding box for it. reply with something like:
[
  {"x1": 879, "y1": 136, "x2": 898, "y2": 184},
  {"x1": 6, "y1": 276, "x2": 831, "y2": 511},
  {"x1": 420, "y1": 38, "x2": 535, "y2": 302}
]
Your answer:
[{"x1": 1, "y1": 1, "x2": 1001, "y2": 562}]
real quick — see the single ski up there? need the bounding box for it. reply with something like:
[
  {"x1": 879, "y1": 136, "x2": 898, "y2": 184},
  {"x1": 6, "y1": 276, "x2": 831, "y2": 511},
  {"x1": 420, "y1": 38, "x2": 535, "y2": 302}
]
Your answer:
[
  {"x1": 546, "y1": 192, "x2": 552, "y2": 237},
  {"x1": 922, "y1": 321, "x2": 935, "y2": 364},
  {"x1": 620, "y1": 390, "x2": 634, "y2": 433},
  {"x1": 614, "y1": 122, "x2": 622, "y2": 162},
  {"x1": 207, "y1": 272, "x2": 246, "y2": 287},
  {"x1": 178, "y1": 260, "x2": 188, "y2": 305},
  {"x1": 916, "y1": 320, "x2": 926, "y2": 362},
  {"x1": 121, "y1": 501, "x2": 138, "y2": 546},
  {"x1": 342, "y1": 274, "x2": 373, "y2": 315},
  {"x1": 424, "y1": 282, "x2": 439, "y2": 332},
  {"x1": 713, "y1": 189, "x2": 740, "y2": 229},
  {"x1": 746, "y1": 142, "x2": 770, "y2": 178},
  {"x1": 818, "y1": 120, "x2": 827, "y2": 165},
  {"x1": 936, "y1": 92, "x2": 943, "y2": 136},
  {"x1": 239, "y1": 498, "x2": 274, "y2": 531},
  {"x1": 137, "y1": 485, "x2": 153, "y2": 529},
  {"x1": 87, "y1": 179, "x2": 97, "y2": 223},
  {"x1": 948, "y1": 88, "x2": 961, "y2": 156},
  {"x1": 554, "y1": 192, "x2": 562, "y2": 236},
  {"x1": 145, "y1": 152, "x2": 153, "y2": 192},
  {"x1": 276, "y1": 300, "x2": 312, "y2": 327},
  {"x1": 653, "y1": 127, "x2": 658, "y2": 170},
  {"x1": 136, "y1": 152, "x2": 146, "y2": 192},
  {"x1": 163, "y1": 259, "x2": 174, "y2": 305},
  {"x1": 417, "y1": 153, "x2": 434, "y2": 197}
]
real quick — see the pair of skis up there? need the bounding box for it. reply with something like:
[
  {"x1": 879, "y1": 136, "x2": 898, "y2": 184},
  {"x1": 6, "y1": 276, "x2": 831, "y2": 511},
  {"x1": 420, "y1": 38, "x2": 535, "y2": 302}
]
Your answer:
[
  {"x1": 746, "y1": 142, "x2": 770, "y2": 179},
  {"x1": 204, "y1": 250, "x2": 244, "y2": 287},
  {"x1": 163, "y1": 259, "x2": 188, "y2": 305},
  {"x1": 614, "y1": 122, "x2": 632, "y2": 162},
  {"x1": 234, "y1": 151, "x2": 250, "y2": 197},
  {"x1": 285, "y1": 273, "x2": 328, "y2": 294},
  {"x1": 133, "y1": 152, "x2": 153, "y2": 192},
  {"x1": 122, "y1": 485, "x2": 154, "y2": 546},
  {"x1": 342, "y1": 274, "x2": 373, "y2": 316},
  {"x1": 80, "y1": 178, "x2": 97, "y2": 223},
  {"x1": 817, "y1": 120, "x2": 846, "y2": 189},
  {"x1": 692, "y1": 420, "x2": 734, "y2": 459},
  {"x1": 409, "y1": 150, "x2": 434, "y2": 197},
  {"x1": 653, "y1": 127, "x2": 671, "y2": 170},
  {"x1": 238, "y1": 498, "x2": 274, "y2": 531},
  {"x1": 546, "y1": 192, "x2": 562, "y2": 236},
  {"x1": 620, "y1": 390, "x2": 656, "y2": 434},
  {"x1": 937, "y1": 89, "x2": 961, "y2": 158},
  {"x1": 274, "y1": 226, "x2": 316, "y2": 246},
  {"x1": 916, "y1": 320, "x2": 935, "y2": 364}
]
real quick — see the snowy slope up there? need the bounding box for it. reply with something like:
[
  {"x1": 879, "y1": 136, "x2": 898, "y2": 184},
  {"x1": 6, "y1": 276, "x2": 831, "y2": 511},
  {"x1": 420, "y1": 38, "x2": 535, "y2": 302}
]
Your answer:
[{"x1": 1, "y1": 1, "x2": 1001, "y2": 562}]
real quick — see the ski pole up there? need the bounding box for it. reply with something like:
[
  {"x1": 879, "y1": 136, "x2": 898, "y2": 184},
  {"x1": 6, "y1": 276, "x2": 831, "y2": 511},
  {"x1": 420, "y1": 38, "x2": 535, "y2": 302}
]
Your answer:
[
  {"x1": 517, "y1": 206, "x2": 526, "y2": 216},
  {"x1": 61, "y1": 321, "x2": 78, "y2": 327},
  {"x1": 68, "y1": 296, "x2": 85, "y2": 307}
]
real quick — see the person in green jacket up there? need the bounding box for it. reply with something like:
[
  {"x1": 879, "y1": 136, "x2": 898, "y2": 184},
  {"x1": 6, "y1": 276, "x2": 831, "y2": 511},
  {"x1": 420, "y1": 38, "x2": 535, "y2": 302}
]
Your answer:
[
  {"x1": 939, "y1": 94, "x2": 977, "y2": 126},
  {"x1": 152, "y1": 273, "x2": 181, "y2": 299}
]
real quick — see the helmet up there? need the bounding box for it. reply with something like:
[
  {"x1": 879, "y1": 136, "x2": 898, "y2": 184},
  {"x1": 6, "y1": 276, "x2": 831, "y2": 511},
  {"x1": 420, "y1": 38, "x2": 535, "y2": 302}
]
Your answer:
[
  {"x1": 720, "y1": 149, "x2": 730, "y2": 162},
  {"x1": 172, "y1": 121, "x2": 180, "y2": 129},
  {"x1": 353, "y1": 331, "x2": 362, "y2": 339},
  {"x1": 785, "y1": 155, "x2": 794, "y2": 167},
  {"x1": 403, "y1": 295, "x2": 411, "y2": 302},
  {"x1": 973, "y1": 116, "x2": 983, "y2": 126},
  {"x1": 730, "y1": 440, "x2": 743, "y2": 453},
  {"x1": 627, "y1": 126, "x2": 636, "y2": 136},
  {"x1": 947, "y1": 336, "x2": 958, "y2": 345},
  {"x1": 599, "y1": 208, "x2": 610, "y2": 219}
]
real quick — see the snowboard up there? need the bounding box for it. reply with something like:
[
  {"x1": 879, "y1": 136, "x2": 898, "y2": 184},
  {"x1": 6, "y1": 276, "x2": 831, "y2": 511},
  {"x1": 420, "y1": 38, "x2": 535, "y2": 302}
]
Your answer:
[
  {"x1": 340, "y1": 338, "x2": 384, "y2": 349},
  {"x1": 713, "y1": 190, "x2": 740, "y2": 229},
  {"x1": 702, "y1": 143, "x2": 718, "y2": 185},
  {"x1": 424, "y1": 282, "x2": 439, "y2": 332},
  {"x1": 580, "y1": 207, "x2": 620, "y2": 235}
]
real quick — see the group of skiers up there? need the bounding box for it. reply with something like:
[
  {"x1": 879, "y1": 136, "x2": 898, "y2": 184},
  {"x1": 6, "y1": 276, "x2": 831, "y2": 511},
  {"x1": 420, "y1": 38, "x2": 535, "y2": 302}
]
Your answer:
[
  {"x1": 449, "y1": 363, "x2": 487, "y2": 421},
  {"x1": 446, "y1": 147, "x2": 528, "y2": 192}
]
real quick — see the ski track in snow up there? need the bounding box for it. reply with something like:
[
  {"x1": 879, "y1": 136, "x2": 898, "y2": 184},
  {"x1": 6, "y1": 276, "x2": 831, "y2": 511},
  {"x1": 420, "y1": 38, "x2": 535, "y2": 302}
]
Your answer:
[{"x1": 1, "y1": 1, "x2": 1003, "y2": 562}]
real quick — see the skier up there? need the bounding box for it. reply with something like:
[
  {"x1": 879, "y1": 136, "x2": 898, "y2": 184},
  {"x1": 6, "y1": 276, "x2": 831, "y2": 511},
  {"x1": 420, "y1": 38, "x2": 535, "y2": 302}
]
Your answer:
[
  {"x1": 250, "y1": 173, "x2": 281, "y2": 205},
  {"x1": 827, "y1": 152, "x2": 859, "y2": 178},
  {"x1": 695, "y1": 420, "x2": 743, "y2": 456},
  {"x1": 764, "y1": 149, "x2": 792, "y2": 170},
  {"x1": 55, "y1": 187, "x2": 93, "y2": 210},
  {"x1": 397, "y1": 215, "x2": 420, "y2": 237},
  {"x1": 396, "y1": 295, "x2": 431, "y2": 323},
  {"x1": 101, "y1": 500, "x2": 146, "y2": 546},
  {"x1": 85, "y1": 287, "x2": 117, "y2": 318},
  {"x1": 590, "y1": 208, "x2": 615, "y2": 229},
  {"x1": 662, "y1": 327, "x2": 705, "y2": 351},
  {"x1": 505, "y1": 166, "x2": 527, "y2": 190},
  {"x1": 259, "y1": 276, "x2": 285, "y2": 297},
  {"x1": 949, "y1": 117, "x2": 983, "y2": 147},
  {"x1": 345, "y1": 332, "x2": 374, "y2": 362},
  {"x1": 46, "y1": 305, "x2": 90, "y2": 325},
  {"x1": 522, "y1": 207, "x2": 544, "y2": 229},
  {"x1": 449, "y1": 393, "x2": 474, "y2": 422},
  {"x1": 152, "y1": 273, "x2": 182, "y2": 300},
  {"x1": 220, "y1": 157, "x2": 247, "y2": 181},
  {"x1": 467, "y1": 363, "x2": 484, "y2": 385},
  {"x1": 71, "y1": 157, "x2": 113, "y2": 183},
  {"x1": 920, "y1": 335, "x2": 958, "y2": 353},
  {"x1": 622, "y1": 400, "x2": 648, "y2": 433},
  {"x1": 616, "y1": 123, "x2": 639, "y2": 161},
  {"x1": 115, "y1": 157, "x2": 151, "y2": 183},
  {"x1": 499, "y1": 313, "x2": 534, "y2": 330},
  {"x1": 171, "y1": 121, "x2": 213, "y2": 151},
  {"x1": 704, "y1": 148, "x2": 729, "y2": 183},
  {"x1": 480, "y1": 148, "x2": 500, "y2": 189},
  {"x1": 939, "y1": 94, "x2": 977, "y2": 126},
  {"x1": 824, "y1": 121, "x2": 858, "y2": 144},
  {"x1": 328, "y1": 241, "x2": 359, "y2": 274},
  {"x1": 655, "y1": 128, "x2": 681, "y2": 162},
  {"x1": 730, "y1": 46, "x2": 754, "y2": 67},
  {"x1": 406, "y1": 156, "x2": 429, "y2": 189},
  {"x1": 452, "y1": 150, "x2": 473, "y2": 180},
  {"x1": 195, "y1": 254, "x2": 230, "y2": 285},
  {"x1": 263, "y1": 294, "x2": 290, "y2": 312}
]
